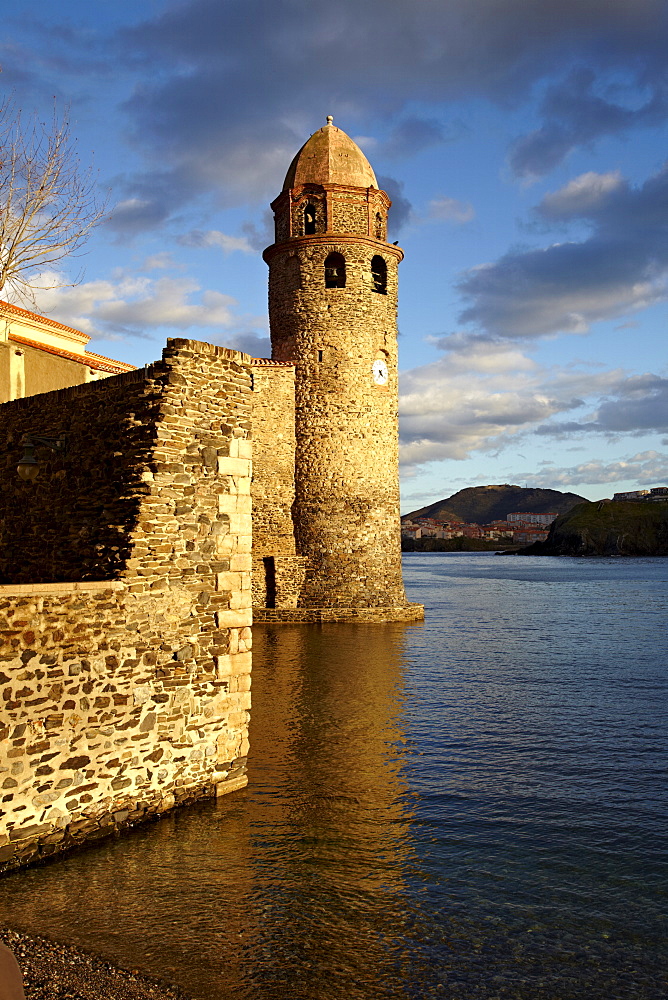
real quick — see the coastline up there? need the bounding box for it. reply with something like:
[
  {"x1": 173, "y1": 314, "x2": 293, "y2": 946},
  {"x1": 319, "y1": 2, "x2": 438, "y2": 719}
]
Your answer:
[{"x1": 0, "y1": 928, "x2": 190, "y2": 1000}]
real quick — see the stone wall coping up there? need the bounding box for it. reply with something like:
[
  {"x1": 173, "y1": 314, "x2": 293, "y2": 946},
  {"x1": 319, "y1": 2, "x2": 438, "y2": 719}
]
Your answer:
[
  {"x1": 0, "y1": 580, "x2": 125, "y2": 596},
  {"x1": 165, "y1": 338, "x2": 254, "y2": 365}
]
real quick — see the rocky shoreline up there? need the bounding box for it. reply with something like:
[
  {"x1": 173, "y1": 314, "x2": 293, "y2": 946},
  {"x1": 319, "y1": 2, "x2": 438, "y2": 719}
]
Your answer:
[{"x1": 0, "y1": 928, "x2": 191, "y2": 1000}]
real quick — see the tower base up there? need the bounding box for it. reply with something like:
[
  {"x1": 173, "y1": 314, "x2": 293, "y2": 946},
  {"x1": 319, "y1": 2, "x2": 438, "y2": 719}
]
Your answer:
[{"x1": 253, "y1": 602, "x2": 424, "y2": 624}]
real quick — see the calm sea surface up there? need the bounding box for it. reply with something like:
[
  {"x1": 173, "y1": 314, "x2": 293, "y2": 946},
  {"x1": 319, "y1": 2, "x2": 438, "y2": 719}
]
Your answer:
[{"x1": 1, "y1": 554, "x2": 667, "y2": 999}]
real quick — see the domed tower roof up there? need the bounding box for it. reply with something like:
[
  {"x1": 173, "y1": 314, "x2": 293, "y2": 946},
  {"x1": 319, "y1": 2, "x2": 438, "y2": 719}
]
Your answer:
[{"x1": 282, "y1": 117, "x2": 377, "y2": 191}]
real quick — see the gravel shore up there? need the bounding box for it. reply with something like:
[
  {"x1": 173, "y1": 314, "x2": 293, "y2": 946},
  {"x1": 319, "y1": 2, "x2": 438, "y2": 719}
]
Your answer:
[{"x1": 0, "y1": 928, "x2": 191, "y2": 1000}]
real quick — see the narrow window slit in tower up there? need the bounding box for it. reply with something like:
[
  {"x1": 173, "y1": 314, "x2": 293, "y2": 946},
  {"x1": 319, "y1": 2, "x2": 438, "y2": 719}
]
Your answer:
[
  {"x1": 317, "y1": 350, "x2": 323, "y2": 362},
  {"x1": 325, "y1": 252, "x2": 346, "y2": 288}
]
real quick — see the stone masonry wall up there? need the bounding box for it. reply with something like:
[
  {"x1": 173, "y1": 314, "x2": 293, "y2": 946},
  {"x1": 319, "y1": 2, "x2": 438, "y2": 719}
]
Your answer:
[
  {"x1": 0, "y1": 367, "x2": 161, "y2": 584},
  {"x1": 291, "y1": 190, "x2": 327, "y2": 238},
  {"x1": 329, "y1": 196, "x2": 369, "y2": 236},
  {"x1": 250, "y1": 361, "x2": 306, "y2": 609},
  {"x1": 266, "y1": 232, "x2": 412, "y2": 611},
  {"x1": 0, "y1": 339, "x2": 253, "y2": 869}
]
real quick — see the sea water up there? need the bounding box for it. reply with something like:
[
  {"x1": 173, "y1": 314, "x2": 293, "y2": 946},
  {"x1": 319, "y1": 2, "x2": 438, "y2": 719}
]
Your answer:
[{"x1": 1, "y1": 554, "x2": 666, "y2": 999}]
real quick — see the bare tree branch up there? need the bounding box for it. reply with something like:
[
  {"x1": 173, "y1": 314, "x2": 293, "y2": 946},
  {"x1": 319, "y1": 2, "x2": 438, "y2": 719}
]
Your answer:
[{"x1": 0, "y1": 99, "x2": 107, "y2": 304}]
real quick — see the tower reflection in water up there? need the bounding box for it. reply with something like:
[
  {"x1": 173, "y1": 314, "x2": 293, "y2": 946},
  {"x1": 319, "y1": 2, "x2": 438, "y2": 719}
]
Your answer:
[
  {"x1": 245, "y1": 623, "x2": 422, "y2": 999},
  {"x1": 0, "y1": 622, "x2": 426, "y2": 1000}
]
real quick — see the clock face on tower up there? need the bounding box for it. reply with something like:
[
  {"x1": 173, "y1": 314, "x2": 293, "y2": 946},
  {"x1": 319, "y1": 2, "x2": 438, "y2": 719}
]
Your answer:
[{"x1": 372, "y1": 359, "x2": 389, "y2": 385}]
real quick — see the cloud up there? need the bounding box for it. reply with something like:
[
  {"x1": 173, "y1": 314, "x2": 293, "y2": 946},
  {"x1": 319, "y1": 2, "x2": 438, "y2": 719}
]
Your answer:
[
  {"x1": 376, "y1": 175, "x2": 413, "y2": 233},
  {"x1": 241, "y1": 212, "x2": 275, "y2": 252},
  {"x1": 176, "y1": 229, "x2": 254, "y2": 254},
  {"x1": 109, "y1": 0, "x2": 668, "y2": 210},
  {"x1": 139, "y1": 252, "x2": 181, "y2": 271},
  {"x1": 379, "y1": 116, "x2": 456, "y2": 159},
  {"x1": 426, "y1": 196, "x2": 475, "y2": 224},
  {"x1": 509, "y1": 68, "x2": 668, "y2": 177},
  {"x1": 517, "y1": 451, "x2": 668, "y2": 488},
  {"x1": 213, "y1": 331, "x2": 271, "y2": 358},
  {"x1": 398, "y1": 334, "x2": 625, "y2": 469},
  {"x1": 29, "y1": 272, "x2": 266, "y2": 345},
  {"x1": 536, "y1": 375, "x2": 668, "y2": 436},
  {"x1": 457, "y1": 162, "x2": 668, "y2": 339},
  {"x1": 537, "y1": 171, "x2": 624, "y2": 219},
  {"x1": 105, "y1": 197, "x2": 171, "y2": 236},
  {"x1": 398, "y1": 326, "x2": 667, "y2": 476}
]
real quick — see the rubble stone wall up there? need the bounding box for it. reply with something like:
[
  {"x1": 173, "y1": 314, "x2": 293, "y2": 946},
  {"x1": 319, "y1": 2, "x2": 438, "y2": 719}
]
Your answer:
[
  {"x1": 0, "y1": 367, "x2": 161, "y2": 584},
  {"x1": 250, "y1": 362, "x2": 307, "y2": 609},
  {"x1": 0, "y1": 339, "x2": 253, "y2": 870},
  {"x1": 266, "y1": 233, "x2": 412, "y2": 611}
]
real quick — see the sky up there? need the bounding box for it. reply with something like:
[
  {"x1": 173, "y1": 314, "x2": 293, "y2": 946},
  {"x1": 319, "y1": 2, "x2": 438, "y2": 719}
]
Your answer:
[{"x1": 2, "y1": 0, "x2": 667, "y2": 511}]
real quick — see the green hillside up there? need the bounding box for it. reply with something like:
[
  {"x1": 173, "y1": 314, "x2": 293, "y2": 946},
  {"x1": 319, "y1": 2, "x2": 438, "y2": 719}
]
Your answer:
[
  {"x1": 403, "y1": 484, "x2": 587, "y2": 524},
  {"x1": 522, "y1": 500, "x2": 668, "y2": 556}
]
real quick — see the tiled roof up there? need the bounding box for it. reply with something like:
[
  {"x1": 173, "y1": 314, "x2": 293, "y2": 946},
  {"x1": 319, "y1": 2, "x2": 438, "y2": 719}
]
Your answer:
[
  {"x1": 0, "y1": 299, "x2": 89, "y2": 339},
  {"x1": 8, "y1": 333, "x2": 136, "y2": 375},
  {"x1": 249, "y1": 357, "x2": 294, "y2": 366}
]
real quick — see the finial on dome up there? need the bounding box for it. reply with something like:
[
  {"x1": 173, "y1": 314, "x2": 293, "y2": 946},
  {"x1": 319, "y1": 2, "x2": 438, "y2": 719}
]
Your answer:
[{"x1": 326, "y1": 115, "x2": 333, "y2": 126}]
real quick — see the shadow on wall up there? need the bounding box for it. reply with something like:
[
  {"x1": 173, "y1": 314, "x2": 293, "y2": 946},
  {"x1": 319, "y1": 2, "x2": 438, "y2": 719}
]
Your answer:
[{"x1": 0, "y1": 368, "x2": 164, "y2": 584}]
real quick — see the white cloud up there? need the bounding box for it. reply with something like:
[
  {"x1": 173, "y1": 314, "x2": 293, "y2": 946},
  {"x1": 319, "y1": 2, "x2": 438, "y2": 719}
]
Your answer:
[
  {"x1": 538, "y1": 170, "x2": 624, "y2": 218},
  {"x1": 213, "y1": 331, "x2": 271, "y2": 358},
  {"x1": 29, "y1": 272, "x2": 266, "y2": 344},
  {"x1": 458, "y1": 162, "x2": 668, "y2": 339},
  {"x1": 140, "y1": 252, "x2": 180, "y2": 271},
  {"x1": 516, "y1": 451, "x2": 668, "y2": 488},
  {"x1": 176, "y1": 229, "x2": 254, "y2": 254},
  {"x1": 397, "y1": 334, "x2": 651, "y2": 471},
  {"x1": 427, "y1": 196, "x2": 475, "y2": 224}
]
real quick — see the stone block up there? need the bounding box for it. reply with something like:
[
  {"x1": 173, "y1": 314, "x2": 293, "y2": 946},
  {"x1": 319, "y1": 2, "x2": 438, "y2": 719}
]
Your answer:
[
  {"x1": 229, "y1": 554, "x2": 252, "y2": 572},
  {"x1": 216, "y1": 572, "x2": 241, "y2": 593},
  {"x1": 217, "y1": 457, "x2": 251, "y2": 478},
  {"x1": 214, "y1": 609, "x2": 252, "y2": 629},
  {"x1": 229, "y1": 591, "x2": 252, "y2": 610},
  {"x1": 217, "y1": 493, "x2": 240, "y2": 514},
  {"x1": 229, "y1": 514, "x2": 252, "y2": 534}
]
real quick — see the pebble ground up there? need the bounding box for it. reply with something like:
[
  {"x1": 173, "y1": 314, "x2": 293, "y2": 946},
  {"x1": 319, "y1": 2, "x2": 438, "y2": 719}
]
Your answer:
[{"x1": 0, "y1": 928, "x2": 190, "y2": 1000}]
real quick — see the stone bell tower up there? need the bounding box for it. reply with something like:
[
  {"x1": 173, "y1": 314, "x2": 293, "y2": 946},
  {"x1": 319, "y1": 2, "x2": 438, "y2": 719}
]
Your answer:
[{"x1": 262, "y1": 117, "x2": 422, "y2": 621}]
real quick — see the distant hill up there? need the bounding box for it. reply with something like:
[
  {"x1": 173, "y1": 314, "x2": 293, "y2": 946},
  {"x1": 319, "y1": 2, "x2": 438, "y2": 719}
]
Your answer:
[
  {"x1": 403, "y1": 484, "x2": 588, "y2": 525},
  {"x1": 520, "y1": 500, "x2": 668, "y2": 556}
]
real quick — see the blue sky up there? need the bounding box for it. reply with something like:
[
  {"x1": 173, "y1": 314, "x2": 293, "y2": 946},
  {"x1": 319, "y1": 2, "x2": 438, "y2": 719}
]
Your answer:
[{"x1": 3, "y1": 0, "x2": 667, "y2": 510}]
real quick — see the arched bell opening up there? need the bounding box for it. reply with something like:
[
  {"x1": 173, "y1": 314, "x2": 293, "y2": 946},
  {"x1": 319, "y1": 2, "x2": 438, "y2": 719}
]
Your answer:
[
  {"x1": 324, "y1": 252, "x2": 346, "y2": 289},
  {"x1": 371, "y1": 255, "x2": 387, "y2": 294}
]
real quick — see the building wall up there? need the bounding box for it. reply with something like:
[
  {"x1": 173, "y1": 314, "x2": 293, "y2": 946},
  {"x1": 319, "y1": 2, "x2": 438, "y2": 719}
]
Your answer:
[
  {"x1": 0, "y1": 302, "x2": 133, "y2": 403},
  {"x1": 0, "y1": 339, "x2": 253, "y2": 870},
  {"x1": 0, "y1": 342, "x2": 12, "y2": 402},
  {"x1": 22, "y1": 341, "x2": 90, "y2": 396}
]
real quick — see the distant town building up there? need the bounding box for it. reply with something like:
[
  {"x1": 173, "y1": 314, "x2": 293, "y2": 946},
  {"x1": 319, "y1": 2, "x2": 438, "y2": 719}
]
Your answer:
[
  {"x1": 511, "y1": 529, "x2": 550, "y2": 544},
  {"x1": 613, "y1": 489, "x2": 652, "y2": 501},
  {"x1": 612, "y1": 488, "x2": 667, "y2": 502},
  {"x1": 506, "y1": 511, "x2": 558, "y2": 525}
]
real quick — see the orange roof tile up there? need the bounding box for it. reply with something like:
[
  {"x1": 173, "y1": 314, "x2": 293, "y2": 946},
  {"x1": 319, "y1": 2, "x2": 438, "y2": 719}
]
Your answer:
[
  {"x1": 249, "y1": 357, "x2": 294, "y2": 367},
  {"x1": 8, "y1": 333, "x2": 136, "y2": 375},
  {"x1": 0, "y1": 299, "x2": 90, "y2": 340}
]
